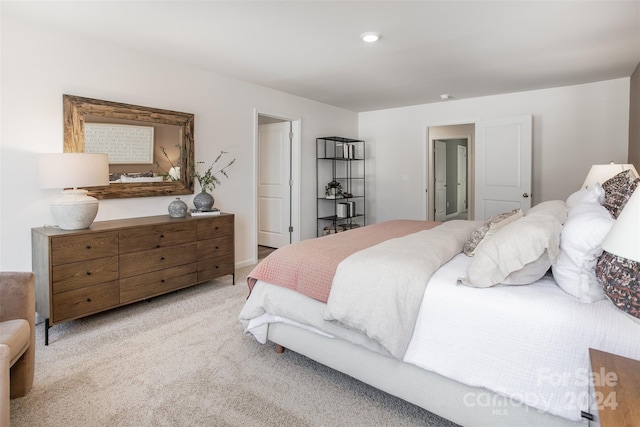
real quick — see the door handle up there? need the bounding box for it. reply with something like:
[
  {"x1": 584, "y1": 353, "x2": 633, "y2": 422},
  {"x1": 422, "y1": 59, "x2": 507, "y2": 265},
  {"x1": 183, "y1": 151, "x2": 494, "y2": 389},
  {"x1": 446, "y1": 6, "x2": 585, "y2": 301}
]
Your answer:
[{"x1": 522, "y1": 193, "x2": 529, "y2": 198}]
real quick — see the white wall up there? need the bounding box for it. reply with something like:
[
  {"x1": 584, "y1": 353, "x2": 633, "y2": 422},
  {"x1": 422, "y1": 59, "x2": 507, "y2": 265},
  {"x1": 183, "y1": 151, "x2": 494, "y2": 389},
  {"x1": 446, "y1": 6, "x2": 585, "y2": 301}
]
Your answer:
[
  {"x1": 360, "y1": 79, "x2": 631, "y2": 224},
  {"x1": 0, "y1": 15, "x2": 357, "y2": 271}
]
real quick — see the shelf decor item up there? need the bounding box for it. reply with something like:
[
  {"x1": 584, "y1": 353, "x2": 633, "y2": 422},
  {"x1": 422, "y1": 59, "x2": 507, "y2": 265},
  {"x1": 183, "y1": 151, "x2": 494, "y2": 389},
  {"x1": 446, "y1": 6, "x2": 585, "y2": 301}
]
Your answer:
[
  {"x1": 192, "y1": 150, "x2": 236, "y2": 210},
  {"x1": 168, "y1": 197, "x2": 188, "y2": 217},
  {"x1": 189, "y1": 208, "x2": 221, "y2": 217},
  {"x1": 325, "y1": 180, "x2": 343, "y2": 199}
]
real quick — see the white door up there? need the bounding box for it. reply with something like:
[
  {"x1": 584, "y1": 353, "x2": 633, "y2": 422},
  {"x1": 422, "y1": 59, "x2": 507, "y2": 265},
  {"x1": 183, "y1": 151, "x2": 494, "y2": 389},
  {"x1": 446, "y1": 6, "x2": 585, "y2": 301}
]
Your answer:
[
  {"x1": 258, "y1": 122, "x2": 291, "y2": 248},
  {"x1": 474, "y1": 115, "x2": 532, "y2": 220},
  {"x1": 434, "y1": 140, "x2": 447, "y2": 221},
  {"x1": 457, "y1": 145, "x2": 467, "y2": 213}
]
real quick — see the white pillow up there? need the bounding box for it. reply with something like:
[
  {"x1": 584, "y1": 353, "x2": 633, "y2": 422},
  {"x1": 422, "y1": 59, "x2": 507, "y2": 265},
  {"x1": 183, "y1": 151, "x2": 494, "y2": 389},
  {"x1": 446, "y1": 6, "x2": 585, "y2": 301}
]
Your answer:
[
  {"x1": 462, "y1": 214, "x2": 562, "y2": 288},
  {"x1": 501, "y1": 251, "x2": 552, "y2": 285},
  {"x1": 565, "y1": 183, "x2": 605, "y2": 209},
  {"x1": 551, "y1": 202, "x2": 614, "y2": 302},
  {"x1": 526, "y1": 200, "x2": 568, "y2": 224}
]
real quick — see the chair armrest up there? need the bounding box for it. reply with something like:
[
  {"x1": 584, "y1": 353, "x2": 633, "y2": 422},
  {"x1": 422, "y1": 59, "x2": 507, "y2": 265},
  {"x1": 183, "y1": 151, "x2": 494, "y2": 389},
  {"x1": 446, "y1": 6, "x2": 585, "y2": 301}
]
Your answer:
[
  {"x1": 0, "y1": 344, "x2": 10, "y2": 427},
  {"x1": 0, "y1": 272, "x2": 35, "y2": 326}
]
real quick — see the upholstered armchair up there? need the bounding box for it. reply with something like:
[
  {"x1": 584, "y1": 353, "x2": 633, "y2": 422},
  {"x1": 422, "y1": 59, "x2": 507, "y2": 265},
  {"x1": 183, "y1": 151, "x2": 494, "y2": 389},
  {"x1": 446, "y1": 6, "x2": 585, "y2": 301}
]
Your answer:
[{"x1": 0, "y1": 272, "x2": 35, "y2": 427}]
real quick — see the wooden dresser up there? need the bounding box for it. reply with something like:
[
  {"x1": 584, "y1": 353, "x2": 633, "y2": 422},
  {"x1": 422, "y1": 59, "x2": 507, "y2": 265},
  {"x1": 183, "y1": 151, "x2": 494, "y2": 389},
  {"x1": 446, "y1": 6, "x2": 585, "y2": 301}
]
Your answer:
[{"x1": 32, "y1": 213, "x2": 234, "y2": 344}]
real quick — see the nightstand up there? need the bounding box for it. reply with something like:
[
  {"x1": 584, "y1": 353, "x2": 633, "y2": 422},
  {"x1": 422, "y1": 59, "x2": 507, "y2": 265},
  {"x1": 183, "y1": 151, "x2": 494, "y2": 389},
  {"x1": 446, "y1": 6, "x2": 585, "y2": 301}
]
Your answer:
[{"x1": 589, "y1": 348, "x2": 640, "y2": 427}]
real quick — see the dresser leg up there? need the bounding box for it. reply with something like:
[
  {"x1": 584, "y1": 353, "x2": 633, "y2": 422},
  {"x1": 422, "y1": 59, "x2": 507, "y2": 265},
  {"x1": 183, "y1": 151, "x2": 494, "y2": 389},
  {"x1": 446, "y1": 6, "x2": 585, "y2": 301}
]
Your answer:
[
  {"x1": 44, "y1": 318, "x2": 50, "y2": 346},
  {"x1": 232, "y1": 273, "x2": 235, "y2": 286}
]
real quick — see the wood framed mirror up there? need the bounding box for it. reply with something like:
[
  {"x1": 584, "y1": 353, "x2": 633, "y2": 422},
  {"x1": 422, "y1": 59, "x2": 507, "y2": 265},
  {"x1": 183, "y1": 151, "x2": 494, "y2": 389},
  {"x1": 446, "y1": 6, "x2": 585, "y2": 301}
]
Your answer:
[{"x1": 63, "y1": 94, "x2": 194, "y2": 199}]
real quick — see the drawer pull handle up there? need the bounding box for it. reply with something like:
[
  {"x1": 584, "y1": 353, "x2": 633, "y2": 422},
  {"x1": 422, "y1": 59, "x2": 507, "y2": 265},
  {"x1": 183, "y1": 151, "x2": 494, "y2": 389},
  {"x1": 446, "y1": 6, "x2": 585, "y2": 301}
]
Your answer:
[
  {"x1": 86, "y1": 298, "x2": 92, "y2": 302},
  {"x1": 161, "y1": 279, "x2": 165, "y2": 283},
  {"x1": 157, "y1": 245, "x2": 161, "y2": 248},
  {"x1": 160, "y1": 234, "x2": 165, "y2": 238},
  {"x1": 86, "y1": 272, "x2": 92, "y2": 276},
  {"x1": 86, "y1": 245, "x2": 91, "y2": 250},
  {"x1": 215, "y1": 246, "x2": 219, "y2": 250},
  {"x1": 215, "y1": 265, "x2": 219, "y2": 269},
  {"x1": 160, "y1": 257, "x2": 165, "y2": 261}
]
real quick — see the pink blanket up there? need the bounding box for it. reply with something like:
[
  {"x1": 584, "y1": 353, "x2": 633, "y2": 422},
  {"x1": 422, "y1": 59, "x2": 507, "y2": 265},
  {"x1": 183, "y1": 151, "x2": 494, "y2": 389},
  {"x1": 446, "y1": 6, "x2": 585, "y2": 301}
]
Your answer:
[{"x1": 247, "y1": 220, "x2": 440, "y2": 302}]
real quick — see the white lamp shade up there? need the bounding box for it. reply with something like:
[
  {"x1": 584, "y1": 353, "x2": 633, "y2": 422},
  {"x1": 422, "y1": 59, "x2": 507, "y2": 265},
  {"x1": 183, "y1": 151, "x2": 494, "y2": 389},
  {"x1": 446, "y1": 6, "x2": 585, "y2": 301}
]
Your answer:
[
  {"x1": 582, "y1": 163, "x2": 639, "y2": 189},
  {"x1": 38, "y1": 153, "x2": 109, "y2": 189},
  {"x1": 601, "y1": 189, "x2": 640, "y2": 262}
]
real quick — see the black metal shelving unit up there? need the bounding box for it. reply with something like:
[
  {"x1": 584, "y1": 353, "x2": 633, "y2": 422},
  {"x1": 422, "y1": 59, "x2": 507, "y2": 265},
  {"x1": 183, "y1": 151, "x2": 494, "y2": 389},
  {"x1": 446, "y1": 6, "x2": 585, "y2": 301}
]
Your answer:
[{"x1": 316, "y1": 136, "x2": 366, "y2": 237}]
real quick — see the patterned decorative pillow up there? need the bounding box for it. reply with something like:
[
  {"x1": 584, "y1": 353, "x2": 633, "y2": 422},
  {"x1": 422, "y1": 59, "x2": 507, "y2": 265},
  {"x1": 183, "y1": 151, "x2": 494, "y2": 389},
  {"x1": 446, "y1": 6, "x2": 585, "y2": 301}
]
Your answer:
[
  {"x1": 596, "y1": 251, "x2": 640, "y2": 322},
  {"x1": 463, "y1": 209, "x2": 523, "y2": 256},
  {"x1": 601, "y1": 170, "x2": 639, "y2": 219}
]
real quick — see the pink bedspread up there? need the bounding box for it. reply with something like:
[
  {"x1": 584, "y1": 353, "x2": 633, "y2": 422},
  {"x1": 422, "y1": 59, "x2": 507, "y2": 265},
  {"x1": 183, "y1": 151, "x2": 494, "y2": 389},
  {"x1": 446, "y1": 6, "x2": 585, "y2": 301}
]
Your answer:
[{"x1": 247, "y1": 220, "x2": 440, "y2": 303}]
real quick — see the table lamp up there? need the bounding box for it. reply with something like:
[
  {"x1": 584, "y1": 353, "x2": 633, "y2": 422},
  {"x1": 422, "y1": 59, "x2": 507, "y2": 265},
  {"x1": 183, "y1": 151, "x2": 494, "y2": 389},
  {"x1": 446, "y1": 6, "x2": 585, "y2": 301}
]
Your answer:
[
  {"x1": 598, "y1": 188, "x2": 640, "y2": 321},
  {"x1": 38, "y1": 153, "x2": 109, "y2": 230},
  {"x1": 601, "y1": 188, "x2": 640, "y2": 262},
  {"x1": 582, "y1": 162, "x2": 639, "y2": 189}
]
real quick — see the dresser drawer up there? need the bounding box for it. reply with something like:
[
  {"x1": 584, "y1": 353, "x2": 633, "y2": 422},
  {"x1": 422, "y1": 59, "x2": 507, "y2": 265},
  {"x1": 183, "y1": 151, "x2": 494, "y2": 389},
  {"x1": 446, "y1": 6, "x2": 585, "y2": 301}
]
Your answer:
[
  {"x1": 198, "y1": 253, "x2": 235, "y2": 282},
  {"x1": 119, "y1": 222, "x2": 196, "y2": 254},
  {"x1": 119, "y1": 242, "x2": 197, "y2": 278},
  {"x1": 120, "y1": 263, "x2": 198, "y2": 303},
  {"x1": 51, "y1": 231, "x2": 118, "y2": 265},
  {"x1": 197, "y1": 215, "x2": 234, "y2": 240},
  {"x1": 197, "y1": 236, "x2": 234, "y2": 261},
  {"x1": 52, "y1": 280, "x2": 120, "y2": 323},
  {"x1": 52, "y1": 256, "x2": 119, "y2": 294}
]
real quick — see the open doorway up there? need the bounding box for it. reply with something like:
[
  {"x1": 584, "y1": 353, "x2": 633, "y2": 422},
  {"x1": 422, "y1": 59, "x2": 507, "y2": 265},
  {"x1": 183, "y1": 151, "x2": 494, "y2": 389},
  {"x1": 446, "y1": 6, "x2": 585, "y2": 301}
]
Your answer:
[
  {"x1": 427, "y1": 123, "x2": 474, "y2": 221},
  {"x1": 255, "y1": 112, "x2": 301, "y2": 263},
  {"x1": 434, "y1": 138, "x2": 468, "y2": 221}
]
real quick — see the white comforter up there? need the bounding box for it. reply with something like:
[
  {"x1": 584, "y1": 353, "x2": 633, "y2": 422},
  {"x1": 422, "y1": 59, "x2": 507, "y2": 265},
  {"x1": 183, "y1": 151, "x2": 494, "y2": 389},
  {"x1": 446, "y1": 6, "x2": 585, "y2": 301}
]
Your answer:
[
  {"x1": 404, "y1": 253, "x2": 640, "y2": 421},
  {"x1": 325, "y1": 220, "x2": 480, "y2": 359}
]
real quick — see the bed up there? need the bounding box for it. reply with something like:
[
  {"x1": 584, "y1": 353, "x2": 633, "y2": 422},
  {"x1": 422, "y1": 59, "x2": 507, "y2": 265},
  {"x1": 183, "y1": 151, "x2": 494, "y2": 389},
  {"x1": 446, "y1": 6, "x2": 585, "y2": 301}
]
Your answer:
[{"x1": 239, "y1": 175, "x2": 640, "y2": 427}]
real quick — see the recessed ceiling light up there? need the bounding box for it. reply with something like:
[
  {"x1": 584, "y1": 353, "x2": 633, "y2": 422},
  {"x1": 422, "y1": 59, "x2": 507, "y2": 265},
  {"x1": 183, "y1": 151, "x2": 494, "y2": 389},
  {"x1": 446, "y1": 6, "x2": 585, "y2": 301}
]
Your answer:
[{"x1": 361, "y1": 32, "x2": 381, "y2": 43}]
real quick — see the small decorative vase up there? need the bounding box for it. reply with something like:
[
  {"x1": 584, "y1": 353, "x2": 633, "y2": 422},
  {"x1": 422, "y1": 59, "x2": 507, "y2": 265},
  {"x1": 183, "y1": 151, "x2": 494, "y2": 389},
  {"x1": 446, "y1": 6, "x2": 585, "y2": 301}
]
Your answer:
[
  {"x1": 193, "y1": 192, "x2": 214, "y2": 210},
  {"x1": 168, "y1": 197, "x2": 188, "y2": 218}
]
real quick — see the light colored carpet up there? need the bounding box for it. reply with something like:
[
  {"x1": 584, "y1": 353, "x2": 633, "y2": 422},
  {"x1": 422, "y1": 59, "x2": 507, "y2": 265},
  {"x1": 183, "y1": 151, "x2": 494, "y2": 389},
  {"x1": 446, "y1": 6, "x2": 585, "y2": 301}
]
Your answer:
[{"x1": 10, "y1": 265, "x2": 458, "y2": 427}]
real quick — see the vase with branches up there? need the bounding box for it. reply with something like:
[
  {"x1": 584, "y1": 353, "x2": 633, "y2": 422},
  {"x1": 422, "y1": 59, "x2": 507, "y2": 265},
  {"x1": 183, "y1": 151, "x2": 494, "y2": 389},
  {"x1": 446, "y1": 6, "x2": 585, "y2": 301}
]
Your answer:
[
  {"x1": 192, "y1": 150, "x2": 236, "y2": 210},
  {"x1": 156, "y1": 145, "x2": 183, "y2": 181}
]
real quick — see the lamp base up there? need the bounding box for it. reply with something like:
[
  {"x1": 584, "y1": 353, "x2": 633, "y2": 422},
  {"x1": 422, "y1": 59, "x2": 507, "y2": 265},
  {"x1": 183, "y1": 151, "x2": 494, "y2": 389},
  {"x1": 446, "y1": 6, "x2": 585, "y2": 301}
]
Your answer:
[{"x1": 50, "y1": 189, "x2": 99, "y2": 230}]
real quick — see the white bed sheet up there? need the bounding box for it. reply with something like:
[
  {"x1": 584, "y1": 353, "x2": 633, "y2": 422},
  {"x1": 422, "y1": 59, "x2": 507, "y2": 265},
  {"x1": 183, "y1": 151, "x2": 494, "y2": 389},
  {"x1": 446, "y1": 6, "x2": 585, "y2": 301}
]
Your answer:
[
  {"x1": 404, "y1": 253, "x2": 640, "y2": 421},
  {"x1": 240, "y1": 279, "x2": 391, "y2": 357}
]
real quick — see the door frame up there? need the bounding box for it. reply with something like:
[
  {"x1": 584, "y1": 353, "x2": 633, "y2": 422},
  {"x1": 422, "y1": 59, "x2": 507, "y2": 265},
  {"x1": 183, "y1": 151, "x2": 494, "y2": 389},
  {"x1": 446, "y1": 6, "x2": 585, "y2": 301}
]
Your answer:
[
  {"x1": 253, "y1": 109, "x2": 301, "y2": 265},
  {"x1": 424, "y1": 118, "x2": 478, "y2": 221},
  {"x1": 434, "y1": 140, "x2": 447, "y2": 221},
  {"x1": 456, "y1": 144, "x2": 468, "y2": 215}
]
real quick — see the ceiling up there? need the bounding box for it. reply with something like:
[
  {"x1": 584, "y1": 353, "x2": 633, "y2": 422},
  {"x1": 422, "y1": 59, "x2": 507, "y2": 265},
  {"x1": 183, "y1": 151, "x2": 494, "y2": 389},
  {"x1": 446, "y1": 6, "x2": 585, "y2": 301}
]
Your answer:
[{"x1": 4, "y1": 1, "x2": 640, "y2": 112}]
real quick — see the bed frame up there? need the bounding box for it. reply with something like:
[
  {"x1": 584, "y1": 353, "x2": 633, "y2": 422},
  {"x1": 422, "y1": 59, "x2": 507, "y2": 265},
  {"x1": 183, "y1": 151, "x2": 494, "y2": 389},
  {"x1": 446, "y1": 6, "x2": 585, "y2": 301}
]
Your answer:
[{"x1": 267, "y1": 322, "x2": 592, "y2": 427}]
